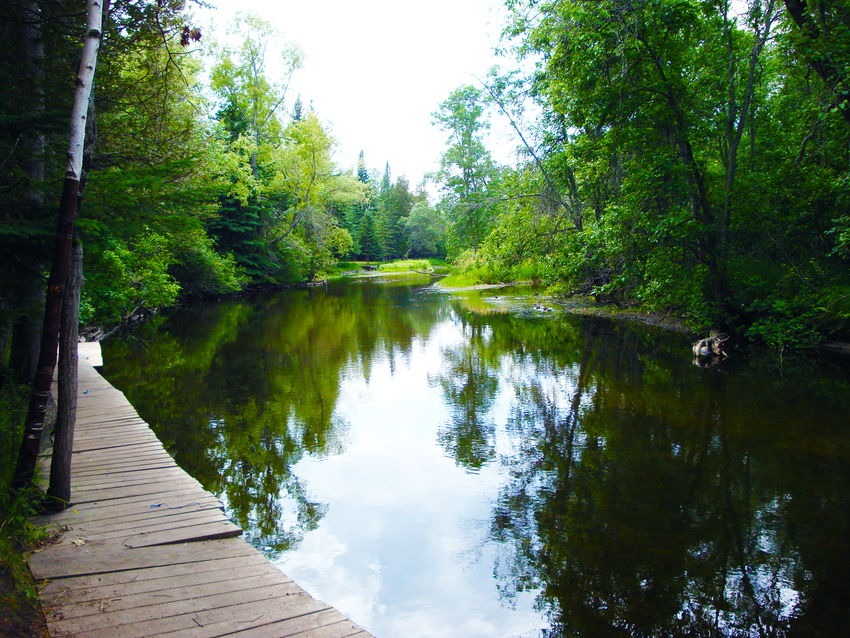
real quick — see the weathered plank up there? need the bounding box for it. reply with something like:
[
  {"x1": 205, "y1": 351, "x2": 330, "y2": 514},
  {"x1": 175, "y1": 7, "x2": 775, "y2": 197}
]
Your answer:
[
  {"x1": 32, "y1": 500, "x2": 224, "y2": 532},
  {"x1": 70, "y1": 476, "x2": 209, "y2": 504},
  {"x1": 165, "y1": 608, "x2": 359, "y2": 638},
  {"x1": 50, "y1": 585, "x2": 320, "y2": 635},
  {"x1": 47, "y1": 498, "x2": 223, "y2": 529},
  {"x1": 121, "y1": 518, "x2": 243, "y2": 547},
  {"x1": 31, "y1": 537, "x2": 260, "y2": 580},
  {"x1": 50, "y1": 573, "x2": 303, "y2": 621},
  {"x1": 69, "y1": 465, "x2": 191, "y2": 490},
  {"x1": 64, "y1": 506, "x2": 227, "y2": 536},
  {"x1": 41, "y1": 558, "x2": 284, "y2": 603}
]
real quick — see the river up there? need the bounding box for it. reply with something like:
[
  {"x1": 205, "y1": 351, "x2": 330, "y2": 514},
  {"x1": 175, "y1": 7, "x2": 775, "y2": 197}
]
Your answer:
[{"x1": 100, "y1": 275, "x2": 850, "y2": 637}]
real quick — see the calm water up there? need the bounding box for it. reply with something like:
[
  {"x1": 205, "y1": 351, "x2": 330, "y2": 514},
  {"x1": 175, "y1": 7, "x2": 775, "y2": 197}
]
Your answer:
[{"x1": 100, "y1": 277, "x2": 850, "y2": 638}]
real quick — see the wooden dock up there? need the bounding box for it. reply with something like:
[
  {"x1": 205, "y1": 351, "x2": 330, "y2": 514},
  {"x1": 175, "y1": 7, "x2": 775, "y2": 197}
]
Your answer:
[{"x1": 30, "y1": 355, "x2": 374, "y2": 638}]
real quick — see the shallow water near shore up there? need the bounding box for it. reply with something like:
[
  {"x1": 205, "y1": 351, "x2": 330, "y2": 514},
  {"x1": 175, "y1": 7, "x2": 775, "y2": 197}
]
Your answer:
[{"x1": 101, "y1": 277, "x2": 850, "y2": 637}]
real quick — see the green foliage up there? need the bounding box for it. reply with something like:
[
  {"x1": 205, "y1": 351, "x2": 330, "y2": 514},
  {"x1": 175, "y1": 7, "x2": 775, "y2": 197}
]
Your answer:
[
  {"x1": 432, "y1": 85, "x2": 503, "y2": 256},
  {"x1": 0, "y1": 379, "x2": 46, "y2": 605},
  {"x1": 358, "y1": 211, "x2": 381, "y2": 262},
  {"x1": 403, "y1": 201, "x2": 445, "y2": 257},
  {"x1": 377, "y1": 259, "x2": 433, "y2": 273},
  {"x1": 169, "y1": 228, "x2": 248, "y2": 297},
  {"x1": 83, "y1": 231, "x2": 181, "y2": 325}
]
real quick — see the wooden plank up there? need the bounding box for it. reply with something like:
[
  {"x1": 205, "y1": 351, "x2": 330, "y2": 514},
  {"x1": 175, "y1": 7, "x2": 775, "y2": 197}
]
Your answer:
[
  {"x1": 70, "y1": 460, "x2": 180, "y2": 479},
  {"x1": 49, "y1": 573, "x2": 302, "y2": 621},
  {"x1": 71, "y1": 438, "x2": 166, "y2": 454},
  {"x1": 71, "y1": 451, "x2": 176, "y2": 468},
  {"x1": 70, "y1": 466, "x2": 191, "y2": 490},
  {"x1": 66, "y1": 593, "x2": 330, "y2": 638},
  {"x1": 70, "y1": 509, "x2": 231, "y2": 542},
  {"x1": 72, "y1": 434, "x2": 161, "y2": 448},
  {"x1": 63, "y1": 506, "x2": 227, "y2": 536},
  {"x1": 32, "y1": 492, "x2": 224, "y2": 528},
  {"x1": 75, "y1": 409, "x2": 141, "y2": 421},
  {"x1": 73, "y1": 420, "x2": 158, "y2": 433},
  {"x1": 31, "y1": 537, "x2": 260, "y2": 580},
  {"x1": 49, "y1": 584, "x2": 321, "y2": 635},
  {"x1": 72, "y1": 432, "x2": 160, "y2": 449},
  {"x1": 34, "y1": 502, "x2": 224, "y2": 534},
  {"x1": 122, "y1": 518, "x2": 243, "y2": 547},
  {"x1": 71, "y1": 445, "x2": 169, "y2": 463},
  {"x1": 164, "y1": 608, "x2": 353, "y2": 638},
  {"x1": 40, "y1": 552, "x2": 273, "y2": 593},
  {"x1": 70, "y1": 476, "x2": 210, "y2": 504},
  {"x1": 71, "y1": 449, "x2": 173, "y2": 469},
  {"x1": 41, "y1": 558, "x2": 284, "y2": 603}
]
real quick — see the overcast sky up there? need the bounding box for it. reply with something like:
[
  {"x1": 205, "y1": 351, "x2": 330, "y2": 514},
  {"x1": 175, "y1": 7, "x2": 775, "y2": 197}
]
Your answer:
[{"x1": 199, "y1": 0, "x2": 512, "y2": 187}]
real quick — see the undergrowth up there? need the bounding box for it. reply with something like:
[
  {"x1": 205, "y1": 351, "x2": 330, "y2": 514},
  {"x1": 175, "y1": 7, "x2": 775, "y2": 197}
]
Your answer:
[{"x1": 0, "y1": 375, "x2": 49, "y2": 635}]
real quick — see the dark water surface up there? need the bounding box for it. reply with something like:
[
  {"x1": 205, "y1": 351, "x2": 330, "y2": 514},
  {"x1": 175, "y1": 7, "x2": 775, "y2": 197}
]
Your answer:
[{"x1": 100, "y1": 277, "x2": 850, "y2": 638}]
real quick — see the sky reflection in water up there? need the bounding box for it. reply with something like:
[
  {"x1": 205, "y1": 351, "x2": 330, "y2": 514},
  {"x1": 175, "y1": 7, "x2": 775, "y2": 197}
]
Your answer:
[{"x1": 272, "y1": 321, "x2": 542, "y2": 637}]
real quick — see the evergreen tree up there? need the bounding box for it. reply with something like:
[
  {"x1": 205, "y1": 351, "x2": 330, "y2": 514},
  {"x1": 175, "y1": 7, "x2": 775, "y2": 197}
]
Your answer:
[
  {"x1": 357, "y1": 150, "x2": 369, "y2": 183},
  {"x1": 292, "y1": 94, "x2": 304, "y2": 122},
  {"x1": 359, "y1": 211, "x2": 381, "y2": 263}
]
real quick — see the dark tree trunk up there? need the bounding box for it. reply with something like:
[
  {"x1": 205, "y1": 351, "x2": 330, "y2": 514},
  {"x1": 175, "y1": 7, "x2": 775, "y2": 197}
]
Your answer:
[
  {"x1": 8, "y1": 287, "x2": 45, "y2": 385},
  {"x1": 46, "y1": 239, "x2": 82, "y2": 509},
  {"x1": 46, "y1": 93, "x2": 95, "y2": 509},
  {"x1": 13, "y1": 178, "x2": 81, "y2": 490},
  {"x1": 9, "y1": 0, "x2": 47, "y2": 386}
]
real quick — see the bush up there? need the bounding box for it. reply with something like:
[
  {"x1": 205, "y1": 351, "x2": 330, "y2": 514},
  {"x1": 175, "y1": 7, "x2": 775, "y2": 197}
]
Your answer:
[
  {"x1": 0, "y1": 377, "x2": 47, "y2": 617},
  {"x1": 377, "y1": 259, "x2": 432, "y2": 273},
  {"x1": 169, "y1": 229, "x2": 248, "y2": 297}
]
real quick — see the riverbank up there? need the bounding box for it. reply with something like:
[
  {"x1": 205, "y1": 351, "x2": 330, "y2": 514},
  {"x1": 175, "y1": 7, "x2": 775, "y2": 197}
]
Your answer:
[
  {"x1": 437, "y1": 282, "x2": 850, "y2": 356},
  {"x1": 437, "y1": 281, "x2": 695, "y2": 334}
]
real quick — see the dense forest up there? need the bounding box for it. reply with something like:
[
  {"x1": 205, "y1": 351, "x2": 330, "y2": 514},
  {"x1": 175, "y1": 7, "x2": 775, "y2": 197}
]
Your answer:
[
  {"x1": 2, "y1": 0, "x2": 849, "y2": 367},
  {"x1": 441, "y1": 0, "x2": 850, "y2": 349}
]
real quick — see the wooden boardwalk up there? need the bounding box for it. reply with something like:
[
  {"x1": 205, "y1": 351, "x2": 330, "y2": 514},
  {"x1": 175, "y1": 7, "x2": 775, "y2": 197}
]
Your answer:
[{"x1": 30, "y1": 356, "x2": 374, "y2": 638}]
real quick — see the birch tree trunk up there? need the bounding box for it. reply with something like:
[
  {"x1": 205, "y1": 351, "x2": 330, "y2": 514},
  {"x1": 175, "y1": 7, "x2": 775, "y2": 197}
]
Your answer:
[{"x1": 13, "y1": 0, "x2": 103, "y2": 490}]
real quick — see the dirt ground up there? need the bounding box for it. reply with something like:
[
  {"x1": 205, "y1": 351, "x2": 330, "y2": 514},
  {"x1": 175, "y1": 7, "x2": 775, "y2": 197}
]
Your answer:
[{"x1": 0, "y1": 568, "x2": 50, "y2": 638}]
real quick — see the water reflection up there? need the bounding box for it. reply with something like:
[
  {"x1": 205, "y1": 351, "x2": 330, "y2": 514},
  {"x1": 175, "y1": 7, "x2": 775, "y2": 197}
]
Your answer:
[{"x1": 101, "y1": 281, "x2": 850, "y2": 637}]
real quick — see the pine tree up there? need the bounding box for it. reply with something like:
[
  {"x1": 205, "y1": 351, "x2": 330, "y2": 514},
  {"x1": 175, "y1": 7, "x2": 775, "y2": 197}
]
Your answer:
[
  {"x1": 357, "y1": 150, "x2": 369, "y2": 183},
  {"x1": 359, "y1": 211, "x2": 381, "y2": 263},
  {"x1": 292, "y1": 94, "x2": 304, "y2": 122}
]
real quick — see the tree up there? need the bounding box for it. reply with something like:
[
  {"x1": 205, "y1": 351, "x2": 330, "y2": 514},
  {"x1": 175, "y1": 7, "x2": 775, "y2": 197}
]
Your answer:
[
  {"x1": 292, "y1": 94, "x2": 304, "y2": 122},
  {"x1": 210, "y1": 11, "x2": 303, "y2": 179},
  {"x1": 266, "y1": 111, "x2": 365, "y2": 279},
  {"x1": 13, "y1": 0, "x2": 103, "y2": 490},
  {"x1": 357, "y1": 149, "x2": 369, "y2": 184},
  {"x1": 432, "y1": 85, "x2": 501, "y2": 255},
  {"x1": 403, "y1": 201, "x2": 444, "y2": 257},
  {"x1": 477, "y1": 0, "x2": 850, "y2": 344},
  {"x1": 359, "y1": 210, "x2": 381, "y2": 262}
]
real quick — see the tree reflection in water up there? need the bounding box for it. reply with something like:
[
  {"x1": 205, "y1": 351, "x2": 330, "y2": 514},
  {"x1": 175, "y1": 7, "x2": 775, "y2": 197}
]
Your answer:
[
  {"x1": 102, "y1": 277, "x2": 441, "y2": 555},
  {"x1": 434, "y1": 308, "x2": 850, "y2": 637},
  {"x1": 102, "y1": 282, "x2": 850, "y2": 636}
]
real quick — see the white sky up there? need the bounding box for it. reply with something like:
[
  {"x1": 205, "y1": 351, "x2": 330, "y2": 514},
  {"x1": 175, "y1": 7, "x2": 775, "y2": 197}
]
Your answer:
[{"x1": 199, "y1": 0, "x2": 512, "y2": 187}]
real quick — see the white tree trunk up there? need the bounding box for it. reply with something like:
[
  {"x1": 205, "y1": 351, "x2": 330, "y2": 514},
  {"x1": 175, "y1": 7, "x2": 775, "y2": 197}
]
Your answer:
[{"x1": 66, "y1": 0, "x2": 103, "y2": 179}]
